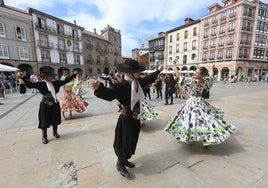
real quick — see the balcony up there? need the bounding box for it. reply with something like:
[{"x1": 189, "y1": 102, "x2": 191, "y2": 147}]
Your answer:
[
  {"x1": 71, "y1": 47, "x2": 82, "y2": 53},
  {"x1": 37, "y1": 40, "x2": 54, "y2": 48},
  {"x1": 57, "y1": 44, "x2": 68, "y2": 51}
]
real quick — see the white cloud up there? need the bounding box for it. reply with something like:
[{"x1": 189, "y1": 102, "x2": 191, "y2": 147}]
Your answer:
[{"x1": 7, "y1": 0, "x2": 266, "y2": 56}]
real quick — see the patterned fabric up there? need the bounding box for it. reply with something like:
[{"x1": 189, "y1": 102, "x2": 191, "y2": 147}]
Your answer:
[
  {"x1": 139, "y1": 100, "x2": 158, "y2": 122},
  {"x1": 59, "y1": 89, "x2": 88, "y2": 113},
  {"x1": 165, "y1": 77, "x2": 235, "y2": 146}
]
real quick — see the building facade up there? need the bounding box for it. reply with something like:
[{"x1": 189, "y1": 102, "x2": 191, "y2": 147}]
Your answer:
[
  {"x1": 27, "y1": 8, "x2": 84, "y2": 79},
  {"x1": 166, "y1": 18, "x2": 200, "y2": 71},
  {"x1": 82, "y1": 25, "x2": 122, "y2": 77},
  {"x1": 148, "y1": 32, "x2": 166, "y2": 70},
  {"x1": 0, "y1": 2, "x2": 36, "y2": 78},
  {"x1": 199, "y1": 0, "x2": 268, "y2": 81}
]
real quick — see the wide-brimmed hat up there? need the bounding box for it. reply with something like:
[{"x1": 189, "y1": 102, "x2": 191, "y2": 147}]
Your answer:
[
  {"x1": 40, "y1": 68, "x2": 53, "y2": 77},
  {"x1": 117, "y1": 59, "x2": 145, "y2": 73}
]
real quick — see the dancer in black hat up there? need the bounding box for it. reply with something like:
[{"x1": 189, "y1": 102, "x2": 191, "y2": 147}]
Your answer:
[
  {"x1": 89, "y1": 59, "x2": 163, "y2": 178},
  {"x1": 17, "y1": 68, "x2": 77, "y2": 144}
]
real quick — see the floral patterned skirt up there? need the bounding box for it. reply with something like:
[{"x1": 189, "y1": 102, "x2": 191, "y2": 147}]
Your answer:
[
  {"x1": 59, "y1": 90, "x2": 88, "y2": 113},
  {"x1": 165, "y1": 96, "x2": 235, "y2": 146},
  {"x1": 139, "y1": 100, "x2": 158, "y2": 122}
]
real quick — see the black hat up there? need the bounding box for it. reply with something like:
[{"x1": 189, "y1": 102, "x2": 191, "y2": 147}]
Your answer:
[
  {"x1": 117, "y1": 59, "x2": 145, "y2": 73},
  {"x1": 40, "y1": 68, "x2": 53, "y2": 76}
]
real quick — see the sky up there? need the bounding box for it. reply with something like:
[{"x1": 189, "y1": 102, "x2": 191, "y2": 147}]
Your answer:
[{"x1": 4, "y1": 0, "x2": 268, "y2": 57}]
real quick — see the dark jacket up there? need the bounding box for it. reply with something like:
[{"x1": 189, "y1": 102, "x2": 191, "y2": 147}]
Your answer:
[
  {"x1": 94, "y1": 70, "x2": 160, "y2": 161},
  {"x1": 22, "y1": 74, "x2": 76, "y2": 129}
]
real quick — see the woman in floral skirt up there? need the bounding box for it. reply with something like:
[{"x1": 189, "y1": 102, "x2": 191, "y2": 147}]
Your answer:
[
  {"x1": 59, "y1": 79, "x2": 88, "y2": 119},
  {"x1": 165, "y1": 59, "x2": 235, "y2": 147}
]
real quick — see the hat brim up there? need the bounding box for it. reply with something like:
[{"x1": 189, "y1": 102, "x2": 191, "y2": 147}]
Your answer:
[{"x1": 117, "y1": 63, "x2": 145, "y2": 73}]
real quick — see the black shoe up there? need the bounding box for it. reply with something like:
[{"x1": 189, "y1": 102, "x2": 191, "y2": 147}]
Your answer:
[
  {"x1": 164, "y1": 103, "x2": 169, "y2": 105},
  {"x1": 53, "y1": 133, "x2": 60, "y2": 138},
  {"x1": 42, "y1": 137, "x2": 48, "y2": 144},
  {"x1": 169, "y1": 103, "x2": 173, "y2": 105},
  {"x1": 116, "y1": 161, "x2": 130, "y2": 178},
  {"x1": 125, "y1": 161, "x2": 135, "y2": 168}
]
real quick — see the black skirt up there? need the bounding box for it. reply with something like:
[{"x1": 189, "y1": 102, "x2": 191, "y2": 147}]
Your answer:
[
  {"x1": 113, "y1": 114, "x2": 141, "y2": 160},
  {"x1": 38, "y1": 100, "x2": 61, "y2": 129}
]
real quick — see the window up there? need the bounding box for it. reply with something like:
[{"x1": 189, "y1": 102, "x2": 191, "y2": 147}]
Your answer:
[
  {"x1": 204, "y1": 30, "x2": 209, "y2": 38},
  {"x1": 230, "y1": 7, "x2": 237, "y2": 18},
  {"x1": 183, "y1": 55, "x2": 187, "y2": 64},
  {"x1": 259, "y1": 7, "x2": 268, "y2": 20},
  {"x1": 210, "y1": 39, "x2": 216, "y2": 48},
  {"x1": 242, "y1": 21, "x2": 251, "y2": 31},
  {"x1": 256, "y1": 21, "x2": 268, "y2": 33},
  {"x1": 176, "y1": 33, "x2": 180, "y2": 41},
  {"x1": 211, "y1": 27, "x2": 217, "y2": 36},
  {"x1": 220, "y1": 11, "x2": 227, "y2": 21},
  {"x1": 226, "y1": 49, "x2": 232, "y2": 58},
  {"x1": 169, "y1": 46, "x2": 172, "y2": 54},
  {"x1": 227, "y1": 35, "x2": 234, "y2": 45},
  {"x1": 238, "y1": 48, "x2": 248, "y2": 58},
  {"x1": 204, "y1": 18, "x2": 210, "y2": 26},
  {"x1": 212, "y1": 15, "x2": 217, "y2": 24},
  {"x1": 58, "y1": 39, "x2": 65, "y2": 50},
  {"x1": 38, "y1": 18, "x2": 46, "y2": 29},
  {"x1": 253, "y1": 48, "x2": 265, "y2": 59},
  {"x1": 255, "y1": 35, "x2": 267, "y2": 46},
  {"x1": 0, "y1": 43, "x2": 9, "y2": 58},
  {"x1": 74, "y1": 54, "x2": 80, "y2": 64},
  {"x1": 203, "y1": 41, "x2": 208, "y2": 49},
  {"x1": 41, "y1": 50, "x2": 50, "y2": 62},
  {"x1": 0, "y1": 22, "x2": 5, "y2": 37},
  {"x1": 96, "y1": 56, "x2": 100, "y2": 64},
  {"x1": 176, "y1": 44, "x2": 180, "y2": 53},
  {"x1": 16, "y1": 26, "x2": 27, "y2": 41},
  {"x1": 192, "y1": 40, "x2": 196, "y2": 50},
  {"x1": 210, "y1": 51, "x2": 215, "y2": 60},
  {"x1": 218, "y1": 50, "x2": 223, "y2": 59},
  {"x1": 183, "y1": 42, "x2": 187, "y2": 51},
  {"x1": 59, "y1": 52, "x2": 67, "y2": 63},
  {"x1": 191, "y1": 53, "x2": 196, "y2": 61},
  {"x1": 72, "y1": 29, "x2": 79, "y2": 39},
  {"x1": 73, "y1": 42, "x2": 79, "y2": 52},
  {"x1": 202, "y1": 52, "x2": 207, "y2": 61},
  {"x1": 219, "y1": 25, "x2": 225, "y2": 34},
  {"x1": 228, "y1": 22, "x2": 235, "y2": 32},
  {"x1": 169, "y1": 35, "x2": 173, "y2": 43},
  {"x1": 219, "y1": 37, "x2": 224, "y2": 46},
  {"x1": 39, "y1": 34, "x2": 49, "y2": 47},
  {"x1": 193, "y1": 27, "x2": 197, "y2": 36},
  {"x1": 18, "y1": 46, "x2": 29, "y2": 60},
  {"x1": 243, "y1": 7, "x2": 253, "y2": 17},
  {"x1": 240, "y1": 35, "x2": 250, "y2": 45},
  {"x1": 184, "y1": 30, "x2": 188, "y2": 39},
  {"x1": 57, "y1": 24, "x2": 64, "y2": 35}
]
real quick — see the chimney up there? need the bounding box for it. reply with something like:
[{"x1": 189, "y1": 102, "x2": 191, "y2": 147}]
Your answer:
[
  {"x1": 0, "y1": 0, "x2": 5, "y2": 6},
  {"x1": 93, "y1": 28, "x2": 96, "y2": 34},
  {"x1": 184, "y1": 18, "x2": 194, "y2": 25}
]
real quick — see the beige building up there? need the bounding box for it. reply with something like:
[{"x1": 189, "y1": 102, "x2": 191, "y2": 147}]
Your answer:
[
  {"x1": 0, "y1": 1, "x2": 36, "y2": 78},
  {"x1": 82, "y1": 25, "x2": 122, "y2": 77},
  {"x1": 27, "y1": 8, "x2": 84, "y2": 79},
  {"x1": 166, "y1": 18, "x2": 200, "y2": 71},
  {"x1": 199, "y1": 0, "x2": 268, "y2": 81}
]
